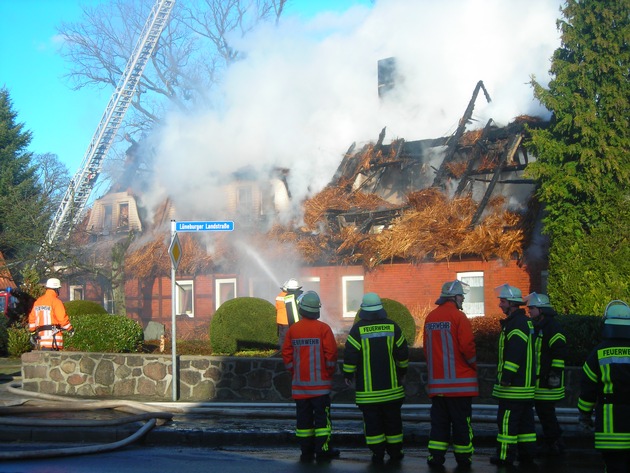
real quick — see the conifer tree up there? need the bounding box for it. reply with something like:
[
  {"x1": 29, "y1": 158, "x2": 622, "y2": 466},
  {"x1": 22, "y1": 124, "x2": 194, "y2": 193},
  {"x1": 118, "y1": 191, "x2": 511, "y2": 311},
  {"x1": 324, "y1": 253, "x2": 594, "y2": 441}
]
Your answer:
[
  {"x1": 0, "y1": 88, "x2": 48, "y2": 275},
  {"x1": 527, "y1": 0, "x2": 630, "y2": 314}
]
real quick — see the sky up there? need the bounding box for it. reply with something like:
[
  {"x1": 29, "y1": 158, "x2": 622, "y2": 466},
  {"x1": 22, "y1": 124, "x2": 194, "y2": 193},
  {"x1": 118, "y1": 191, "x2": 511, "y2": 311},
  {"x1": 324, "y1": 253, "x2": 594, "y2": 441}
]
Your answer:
[
  {"x1": 0, "y1": 0, "x2": 374, "y2": 173},
  {"x1": 1, "y1": 0, "x2": 564, "y2": 224}
]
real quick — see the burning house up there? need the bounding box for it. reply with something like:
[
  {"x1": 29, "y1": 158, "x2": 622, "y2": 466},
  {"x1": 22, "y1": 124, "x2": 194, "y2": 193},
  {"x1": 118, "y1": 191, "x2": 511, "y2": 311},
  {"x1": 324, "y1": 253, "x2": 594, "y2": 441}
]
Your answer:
[{"x1": 60, "y1": 81, "x2": 549, "y2": 341}]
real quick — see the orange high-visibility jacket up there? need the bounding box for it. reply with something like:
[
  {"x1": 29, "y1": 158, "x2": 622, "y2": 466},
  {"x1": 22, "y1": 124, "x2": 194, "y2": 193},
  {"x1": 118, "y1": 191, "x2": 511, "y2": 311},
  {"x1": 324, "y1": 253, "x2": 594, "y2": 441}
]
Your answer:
[
  {"x1": 423, "y1": 300, "x2": 478, "y2": 397},
  {"x1": 28, "y1": 289, "x2": 73, "y2": 350},
  {"x1": 276, "y1": 291, "x2": 288, "y2": 325},
  {"x1": 282, "y1": 317, "x2": 338, "y2": 399}
]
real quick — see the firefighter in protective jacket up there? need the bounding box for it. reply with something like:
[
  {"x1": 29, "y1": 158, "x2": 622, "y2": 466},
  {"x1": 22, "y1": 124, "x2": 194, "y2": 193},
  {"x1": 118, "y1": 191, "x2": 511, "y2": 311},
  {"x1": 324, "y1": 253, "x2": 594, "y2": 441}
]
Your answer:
[
  {"x1": 525, "y1": 292, "x2": 567, "y2": 456},
  {"x1": 343, "y1": 293, "x2": 409, "y2": 465},
  {"x1": 490, "y1": 284, "x2": 537, "y2": 467},
  {"x1": 423, "y1": 280, "x2": 478, "y2": 469},
  {"x1": 578, "y1": 300, "x2": 630, "y2": 473},
  {"x1": 28, "y1": 278, "x2": 74, "y2": 351},
  {"x1": 282, "y1": 291, "x2": 340, "y2": 463}
]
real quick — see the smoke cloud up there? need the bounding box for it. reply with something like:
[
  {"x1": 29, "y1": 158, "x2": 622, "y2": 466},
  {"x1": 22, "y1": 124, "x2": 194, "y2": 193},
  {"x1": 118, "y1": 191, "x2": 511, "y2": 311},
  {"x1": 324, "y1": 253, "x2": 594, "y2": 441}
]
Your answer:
[{"x1": 141, "y1": 0, "x2": 562, "y2": 287}]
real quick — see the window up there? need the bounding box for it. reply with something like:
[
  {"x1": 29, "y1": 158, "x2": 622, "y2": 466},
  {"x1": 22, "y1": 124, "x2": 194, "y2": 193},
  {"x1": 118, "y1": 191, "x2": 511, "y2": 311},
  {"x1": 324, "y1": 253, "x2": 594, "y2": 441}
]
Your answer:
[
  {"x1": 342, "y1": 276, "x2": 364, "y2": 318},
  {"x1": 216, "y1": 278, "x2": 237, "y2": 309},
  {"x1": 458, "y1": 271, "x2": 485, "y2": 317},
  {"x1": 176, "y1": 280, "x2": 194, "y2": 317},
  {"x1": 69, "y1": 285, "x2": 84, "y2": 301},
  {"x1": 118, "y1": 203, "x2": 129, "y2": 230}
]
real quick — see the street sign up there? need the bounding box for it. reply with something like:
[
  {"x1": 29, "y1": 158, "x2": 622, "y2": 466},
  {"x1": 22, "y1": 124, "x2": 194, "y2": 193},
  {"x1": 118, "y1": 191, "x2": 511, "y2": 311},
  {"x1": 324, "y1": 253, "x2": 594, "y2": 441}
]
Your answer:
[
  {"x1": 168, "y1": 232, "x2": 182, "y2": 271},
  {"x1": 175, "y1": 221, "x2": 235, "y2": 232}
]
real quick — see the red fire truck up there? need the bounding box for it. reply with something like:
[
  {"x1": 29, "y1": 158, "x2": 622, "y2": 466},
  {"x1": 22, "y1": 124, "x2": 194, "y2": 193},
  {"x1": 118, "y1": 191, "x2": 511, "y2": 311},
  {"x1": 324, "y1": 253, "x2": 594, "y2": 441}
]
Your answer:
[{"x1": 0, "y1": 288, "x2": 18, "y2": 318}]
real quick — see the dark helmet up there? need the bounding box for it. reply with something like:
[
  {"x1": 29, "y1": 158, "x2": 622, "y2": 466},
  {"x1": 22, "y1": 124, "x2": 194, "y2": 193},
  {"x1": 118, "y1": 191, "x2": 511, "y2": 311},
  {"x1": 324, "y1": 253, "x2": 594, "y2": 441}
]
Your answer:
[
  {"x1": 298, "y1": 291, "x2": 321, "y2": 319},
  {"x1": 602, "y1": 300, "x2": 630, "y2": 339}
]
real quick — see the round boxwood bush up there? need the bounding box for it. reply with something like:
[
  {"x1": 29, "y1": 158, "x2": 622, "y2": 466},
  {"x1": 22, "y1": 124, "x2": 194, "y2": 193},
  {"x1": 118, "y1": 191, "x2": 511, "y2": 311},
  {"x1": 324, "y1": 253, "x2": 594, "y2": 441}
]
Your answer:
[
  {"x1": 64, "y1": 300, "x2": 108, "y2": 316},
  {"x1": 210, "y1": 297, "x2": 277, "y2": 355},
  {"x1": 354, "y1": 298, "x2": 417, "y2": 346},
  {"x1": 65, "y1": 314, "x2": 143, "y2": 353}
]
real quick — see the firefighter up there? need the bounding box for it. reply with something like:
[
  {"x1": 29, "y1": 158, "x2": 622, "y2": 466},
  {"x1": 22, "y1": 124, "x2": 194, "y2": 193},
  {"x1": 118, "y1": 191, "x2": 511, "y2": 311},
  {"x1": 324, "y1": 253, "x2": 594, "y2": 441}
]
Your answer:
[
  {"x1": 423, "y1": 280, "x2": 478, "y2": 469},
  {"x1": 275, "y1": 281, "x2": 290, "y2": 349},
  {"x1": 343, "y1": 293, "x2": 409, "y2": 465},
  {"x1": 281, "y1": 291, "x2": 340, "y2": 463},
  {"x1": 276, "y1": 279, "x2": 303, "y2": 351},
  {"x1": 578, "y1": 300, "x2": 630, "y2": 473},
  {"x1": 525, "y1": 292, "x2": 567, "y2": 456},
  {"x1": 28, "y1": 278, "x2": 74, "y2": 351},
  {"x1": 490, "y1": 283, "x2": 537, "y2": 467}
]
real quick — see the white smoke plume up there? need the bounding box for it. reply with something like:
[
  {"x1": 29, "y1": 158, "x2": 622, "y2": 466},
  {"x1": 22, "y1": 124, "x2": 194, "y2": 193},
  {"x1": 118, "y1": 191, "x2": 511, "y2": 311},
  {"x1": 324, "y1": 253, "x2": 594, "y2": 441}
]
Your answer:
[{"x1": 144, "y1": 0, "x2": 562, "y2": 224}]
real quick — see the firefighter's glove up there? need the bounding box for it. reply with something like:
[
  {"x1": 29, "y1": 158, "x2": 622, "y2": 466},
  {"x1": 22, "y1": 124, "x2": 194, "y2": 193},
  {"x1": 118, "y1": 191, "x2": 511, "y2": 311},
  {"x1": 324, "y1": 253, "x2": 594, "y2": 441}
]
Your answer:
[
  {"x1": 578, "y1": 411, "x2": 594, "y2": 432},
  {"x1": 67, "y1": 329, "x2": 75, "y2": 337},
  {"x1": 29, "y1": 333, "x2": 38, "y2": 346},
  {"x1": 547, "y1": 371, "x2": 561, "y2": 388}
]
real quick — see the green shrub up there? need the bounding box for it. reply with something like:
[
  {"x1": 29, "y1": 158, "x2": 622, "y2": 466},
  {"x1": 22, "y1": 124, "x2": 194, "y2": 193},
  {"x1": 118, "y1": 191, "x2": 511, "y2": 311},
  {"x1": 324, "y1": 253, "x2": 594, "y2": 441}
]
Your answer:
[
  {"x1": 353, "y1": 298, "x2": 417, "y2": 347},
  {"x1": 65, "y1": 314, "x2": 143, "y2": 353},
  {"x1": 7, "y1": 326, "x2": 31, "y2": 358},
  {"x1": 470, "y1": 313, "x2": 503, "y2": 364},
  {"x1": 64, "y1": 300, "x2": 108, "y2": 317},
  {"x1": 0, "y1": 316, "x2": 8, "y2": 356},
  {"x1": 557, "y1": 314, "x2": 602, "y2": 366},
  {"x1": 210, "y1": 297, "x2": 277, "y2": 355}
]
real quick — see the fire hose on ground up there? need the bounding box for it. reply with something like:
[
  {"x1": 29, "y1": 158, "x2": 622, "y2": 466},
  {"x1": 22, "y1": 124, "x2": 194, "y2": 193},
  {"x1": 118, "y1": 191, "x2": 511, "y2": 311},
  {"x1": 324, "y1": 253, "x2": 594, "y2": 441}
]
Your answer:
[
  {"x1": 0, "y1": 382, "x2": 173, "y2": 460},
  {"x1": 0, "y1": 382, "x2": 585, "y2": 460}
]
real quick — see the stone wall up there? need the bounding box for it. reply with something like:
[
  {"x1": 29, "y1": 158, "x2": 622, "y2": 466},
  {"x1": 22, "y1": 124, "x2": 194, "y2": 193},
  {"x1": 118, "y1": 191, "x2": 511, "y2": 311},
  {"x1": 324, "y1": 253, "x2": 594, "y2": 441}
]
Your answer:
[{"x1": 20, "y1": 351, "x2": 583, "y2": 405}]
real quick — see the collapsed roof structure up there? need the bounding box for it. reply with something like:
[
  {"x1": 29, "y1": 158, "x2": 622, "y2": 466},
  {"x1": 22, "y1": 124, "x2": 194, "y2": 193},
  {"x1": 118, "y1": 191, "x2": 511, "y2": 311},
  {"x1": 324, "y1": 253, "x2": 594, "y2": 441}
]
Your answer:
[
  {"x1": 263, "y1": 81, "x2": 547, "y2": 269},
  {"x1": 82, "y1": 80, "x2": 548, "y2": 278}
]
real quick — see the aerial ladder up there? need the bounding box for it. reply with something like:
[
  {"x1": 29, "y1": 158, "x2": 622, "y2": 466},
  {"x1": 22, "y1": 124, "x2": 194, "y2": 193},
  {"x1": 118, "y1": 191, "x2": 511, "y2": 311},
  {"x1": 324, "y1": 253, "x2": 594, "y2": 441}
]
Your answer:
[{"x1": 45, "y1": 0, "x2": 176, "y2": 246}]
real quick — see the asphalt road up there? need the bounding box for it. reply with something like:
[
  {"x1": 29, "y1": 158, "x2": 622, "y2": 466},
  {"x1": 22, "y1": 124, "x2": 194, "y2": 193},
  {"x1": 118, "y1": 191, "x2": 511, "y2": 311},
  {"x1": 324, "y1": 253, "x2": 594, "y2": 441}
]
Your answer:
[{"x1": 0, "y1": 445, "x2": 605, "y2": 473}]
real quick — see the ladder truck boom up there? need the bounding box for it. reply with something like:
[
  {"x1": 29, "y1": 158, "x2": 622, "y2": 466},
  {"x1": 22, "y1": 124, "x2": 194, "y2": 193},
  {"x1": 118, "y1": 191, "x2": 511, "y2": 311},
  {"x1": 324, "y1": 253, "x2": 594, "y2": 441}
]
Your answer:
[{"x1": 46, "y1": 0, "x2": 176, "y2": 246}]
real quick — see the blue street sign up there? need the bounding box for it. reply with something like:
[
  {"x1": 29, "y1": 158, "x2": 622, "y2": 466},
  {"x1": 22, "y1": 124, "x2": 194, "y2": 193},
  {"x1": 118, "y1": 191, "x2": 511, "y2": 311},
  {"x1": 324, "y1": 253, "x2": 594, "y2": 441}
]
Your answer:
[{"x1": 175, "y1": 221, "x2": 235, "y2": 232}]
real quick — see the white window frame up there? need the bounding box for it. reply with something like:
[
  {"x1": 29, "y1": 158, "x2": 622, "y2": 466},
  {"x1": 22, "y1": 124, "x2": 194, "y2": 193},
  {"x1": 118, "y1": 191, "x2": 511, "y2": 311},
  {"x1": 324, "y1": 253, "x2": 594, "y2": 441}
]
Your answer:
[
  {"x1": 457, "y1": 271, "x2": 485, "y2": 317},
  {"x1": 69, "y1": 285, "x2": 84, "y2": 301},
  {"x1": 215, "y1": 278, "x2": 237, "y2": 309},
  {"x1": 342, "y1": 275, "x2": 364, "y2": 318},
  {"x1": 176, "y1": 279, "x2": 194, "y2": 317}
]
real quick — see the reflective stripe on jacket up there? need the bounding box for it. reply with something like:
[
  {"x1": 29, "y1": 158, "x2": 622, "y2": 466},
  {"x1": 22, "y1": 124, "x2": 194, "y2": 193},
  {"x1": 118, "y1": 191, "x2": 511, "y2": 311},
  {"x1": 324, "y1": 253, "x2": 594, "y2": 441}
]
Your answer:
[
  {"x1": 343, "y1": 318, "x2": 409, "y2": 405},
  {"x1": 492, "y1": 309, "x2": 536, "y2": 400},
  {"x1": 534, "y1": 316, "x2": 566, "y2": 401},
  {"x1": 578, "y1": 340, "x2": 630, "y2": 450},
  {"x1": 423, "y1": 300, "x2": 479, "y2": 397},
  {"x1": 28, "y1": 289, "x2": 72, "y2": 350},
  {"x1": 284, "y1": 291, "x2": 303, "y2": 326},
  {"x1": 282, "y1": 318, "x2": 338, "y2": 399}
]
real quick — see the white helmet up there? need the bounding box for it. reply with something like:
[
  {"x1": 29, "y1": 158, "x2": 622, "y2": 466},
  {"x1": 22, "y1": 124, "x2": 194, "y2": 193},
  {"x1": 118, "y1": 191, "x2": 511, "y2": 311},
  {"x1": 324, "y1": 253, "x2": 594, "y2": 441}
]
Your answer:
[
  {"x1": 495, "y1": 283, "x2": 523, "y2": 303},
  {"x1": 45, "y1": 278, "x2": 61, "y2": 289},
  {"x1": 284, "y1": 278, "x2": 301, "y2": 291},
  {"x1": 440, "y1": 280, "x2": 470, "y2": 298}
]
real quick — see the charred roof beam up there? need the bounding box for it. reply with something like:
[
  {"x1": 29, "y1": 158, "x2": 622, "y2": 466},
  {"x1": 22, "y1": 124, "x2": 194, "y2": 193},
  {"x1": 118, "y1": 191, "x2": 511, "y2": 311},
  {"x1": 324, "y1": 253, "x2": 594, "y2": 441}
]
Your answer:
[
  {"x1": 432, "y1": 80, "x2": 492, "y2": 188},
  {"x1": 469, "y1": 133, "x2": 523, "y2": 228}
]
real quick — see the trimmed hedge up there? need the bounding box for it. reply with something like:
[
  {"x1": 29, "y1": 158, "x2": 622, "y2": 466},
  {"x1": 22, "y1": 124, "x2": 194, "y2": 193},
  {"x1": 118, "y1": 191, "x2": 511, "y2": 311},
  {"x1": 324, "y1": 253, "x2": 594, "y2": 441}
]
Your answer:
[
  {"x1": 210, "y1": 297, "x2": 277, "y2": 355},
  {"x1": 353, "y1": 298, "x2": 417, "y2": 347},
  {"x1": 64, "y1": 300, "x2": 108, "y2": 316},
  {"x1": 65, "y1": 314, "x2": 144, "y2": 353}
]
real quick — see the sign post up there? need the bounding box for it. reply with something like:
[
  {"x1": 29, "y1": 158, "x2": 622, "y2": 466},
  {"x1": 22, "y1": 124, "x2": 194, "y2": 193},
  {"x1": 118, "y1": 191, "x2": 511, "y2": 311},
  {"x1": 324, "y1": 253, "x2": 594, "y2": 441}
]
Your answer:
[{"x1": 168, "y1": 220, "x2": 234, "y2": 401}]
